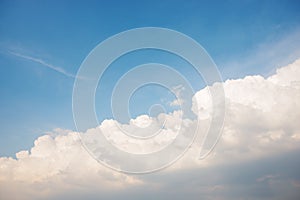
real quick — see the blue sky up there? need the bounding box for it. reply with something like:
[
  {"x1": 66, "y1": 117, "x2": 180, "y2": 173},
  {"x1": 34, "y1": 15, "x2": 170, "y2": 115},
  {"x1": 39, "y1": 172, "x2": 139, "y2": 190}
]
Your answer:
[
  {"x1": 0, "y1": 0, "x2": 300, "y2": 157},
  {"x1": 1, "y1": 1, "x2": 300, "y2": 200}
]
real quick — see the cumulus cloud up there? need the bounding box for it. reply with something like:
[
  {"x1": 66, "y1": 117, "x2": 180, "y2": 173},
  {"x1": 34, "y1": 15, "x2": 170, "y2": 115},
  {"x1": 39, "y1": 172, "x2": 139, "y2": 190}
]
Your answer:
[
  {"x1": 190, "y1": 59, "x2": 300, "y2": 166},
  {"x1": 0, "y1": 131, "x2": 142, "y2": 200},
  {"x1": 1, "y1": 59, "x2": 300, "y2": 199}
]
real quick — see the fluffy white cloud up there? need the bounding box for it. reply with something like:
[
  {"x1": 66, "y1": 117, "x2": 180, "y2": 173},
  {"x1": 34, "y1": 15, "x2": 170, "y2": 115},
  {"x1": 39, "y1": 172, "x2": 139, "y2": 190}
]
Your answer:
[
  {"x1": 0, "y1": 131, "x2": 142, "y2": 200},
  {"x1": 1, "y1": 59, "x2": 300, "y2": 199},
  {"x1": 191, "y1": 58, "x2": 300, "y2": 165}
]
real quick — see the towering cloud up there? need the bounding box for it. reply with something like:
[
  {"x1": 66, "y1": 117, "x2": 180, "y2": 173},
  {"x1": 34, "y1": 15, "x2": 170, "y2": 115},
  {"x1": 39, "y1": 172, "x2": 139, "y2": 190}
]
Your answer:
[{"x1": 191, "y1": 59, "x2": 300, "y2": 165}]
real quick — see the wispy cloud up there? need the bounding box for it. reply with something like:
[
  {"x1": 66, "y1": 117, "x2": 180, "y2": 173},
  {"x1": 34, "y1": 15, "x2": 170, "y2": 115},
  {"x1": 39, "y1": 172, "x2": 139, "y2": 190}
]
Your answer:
[
  {"x1": 221, "y1": 28, "x2": 300, "y2": 79},
  {"x1": 9, "y1": 50, "x2": 77, "y2": 78}
]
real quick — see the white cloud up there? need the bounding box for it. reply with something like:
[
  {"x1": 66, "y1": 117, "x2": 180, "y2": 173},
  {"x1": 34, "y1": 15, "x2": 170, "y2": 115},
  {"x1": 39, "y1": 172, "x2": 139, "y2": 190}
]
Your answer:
[
  {"x1": 0, "y1": 131, "x2": 142, "y2": 200},
  {"x1": 98, "y1": 111, "x2": 184, "y2": 154},
  {"x1": 9, "y1": 50, "x2": 77, "y2": 78},
  {"x1": 170, "y1": 84, "x2": 185, "y2": 107},
  {"x1": 1, "y1": 58, "x2": 300, "y2": 199},
  {"x1": 190, "y1": 58, "x2": 300, "y2": 166}
]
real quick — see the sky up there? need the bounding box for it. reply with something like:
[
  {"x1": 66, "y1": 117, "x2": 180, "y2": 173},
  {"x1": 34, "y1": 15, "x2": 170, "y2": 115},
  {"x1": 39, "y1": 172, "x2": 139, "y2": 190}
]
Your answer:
[
  {"x1": 0, "y1": 0, "x2": 300, "y2": 156},
  {"x1": 1, "y1": 0, "x2": 300, "y2": 199}
]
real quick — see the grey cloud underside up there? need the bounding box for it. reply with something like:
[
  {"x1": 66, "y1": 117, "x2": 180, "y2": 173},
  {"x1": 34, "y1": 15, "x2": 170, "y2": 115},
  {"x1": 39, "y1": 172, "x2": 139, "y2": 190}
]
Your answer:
[{"x1": 37, "y1": 150, "x2": 300, "y2": 200}]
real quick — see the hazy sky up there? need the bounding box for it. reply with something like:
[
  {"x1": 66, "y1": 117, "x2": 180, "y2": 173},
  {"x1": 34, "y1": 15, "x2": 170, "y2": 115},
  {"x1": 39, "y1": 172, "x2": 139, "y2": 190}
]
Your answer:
[{"x1": 0, "y1": 1, "x2": 300, "y2": 200}]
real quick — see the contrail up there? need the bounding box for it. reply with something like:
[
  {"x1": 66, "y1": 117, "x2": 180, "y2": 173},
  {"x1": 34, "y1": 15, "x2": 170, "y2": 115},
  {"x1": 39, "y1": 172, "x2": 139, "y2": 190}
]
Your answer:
[{"x1": 9, "y1": 50, "x2": 77, "y2": 78}]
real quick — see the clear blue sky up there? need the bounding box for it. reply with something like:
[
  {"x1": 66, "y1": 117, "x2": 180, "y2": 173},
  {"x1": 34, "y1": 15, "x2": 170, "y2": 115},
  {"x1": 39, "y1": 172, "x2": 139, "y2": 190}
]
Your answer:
[{"x1": 0, "y1": 0, "x2": 300, "y2": 156}]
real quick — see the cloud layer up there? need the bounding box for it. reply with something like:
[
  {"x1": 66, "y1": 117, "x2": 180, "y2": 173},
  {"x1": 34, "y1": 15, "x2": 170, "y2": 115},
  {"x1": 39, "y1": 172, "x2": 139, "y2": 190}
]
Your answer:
[{"x1": 1, "y1": 59, "x2": 300, "y2": 199}]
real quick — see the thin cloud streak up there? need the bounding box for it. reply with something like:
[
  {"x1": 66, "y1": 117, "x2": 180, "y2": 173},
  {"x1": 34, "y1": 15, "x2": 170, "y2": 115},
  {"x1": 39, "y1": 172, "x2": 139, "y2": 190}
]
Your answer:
[{"x1": 9, "y1": 50, "x2": 77, "y2": 78}]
